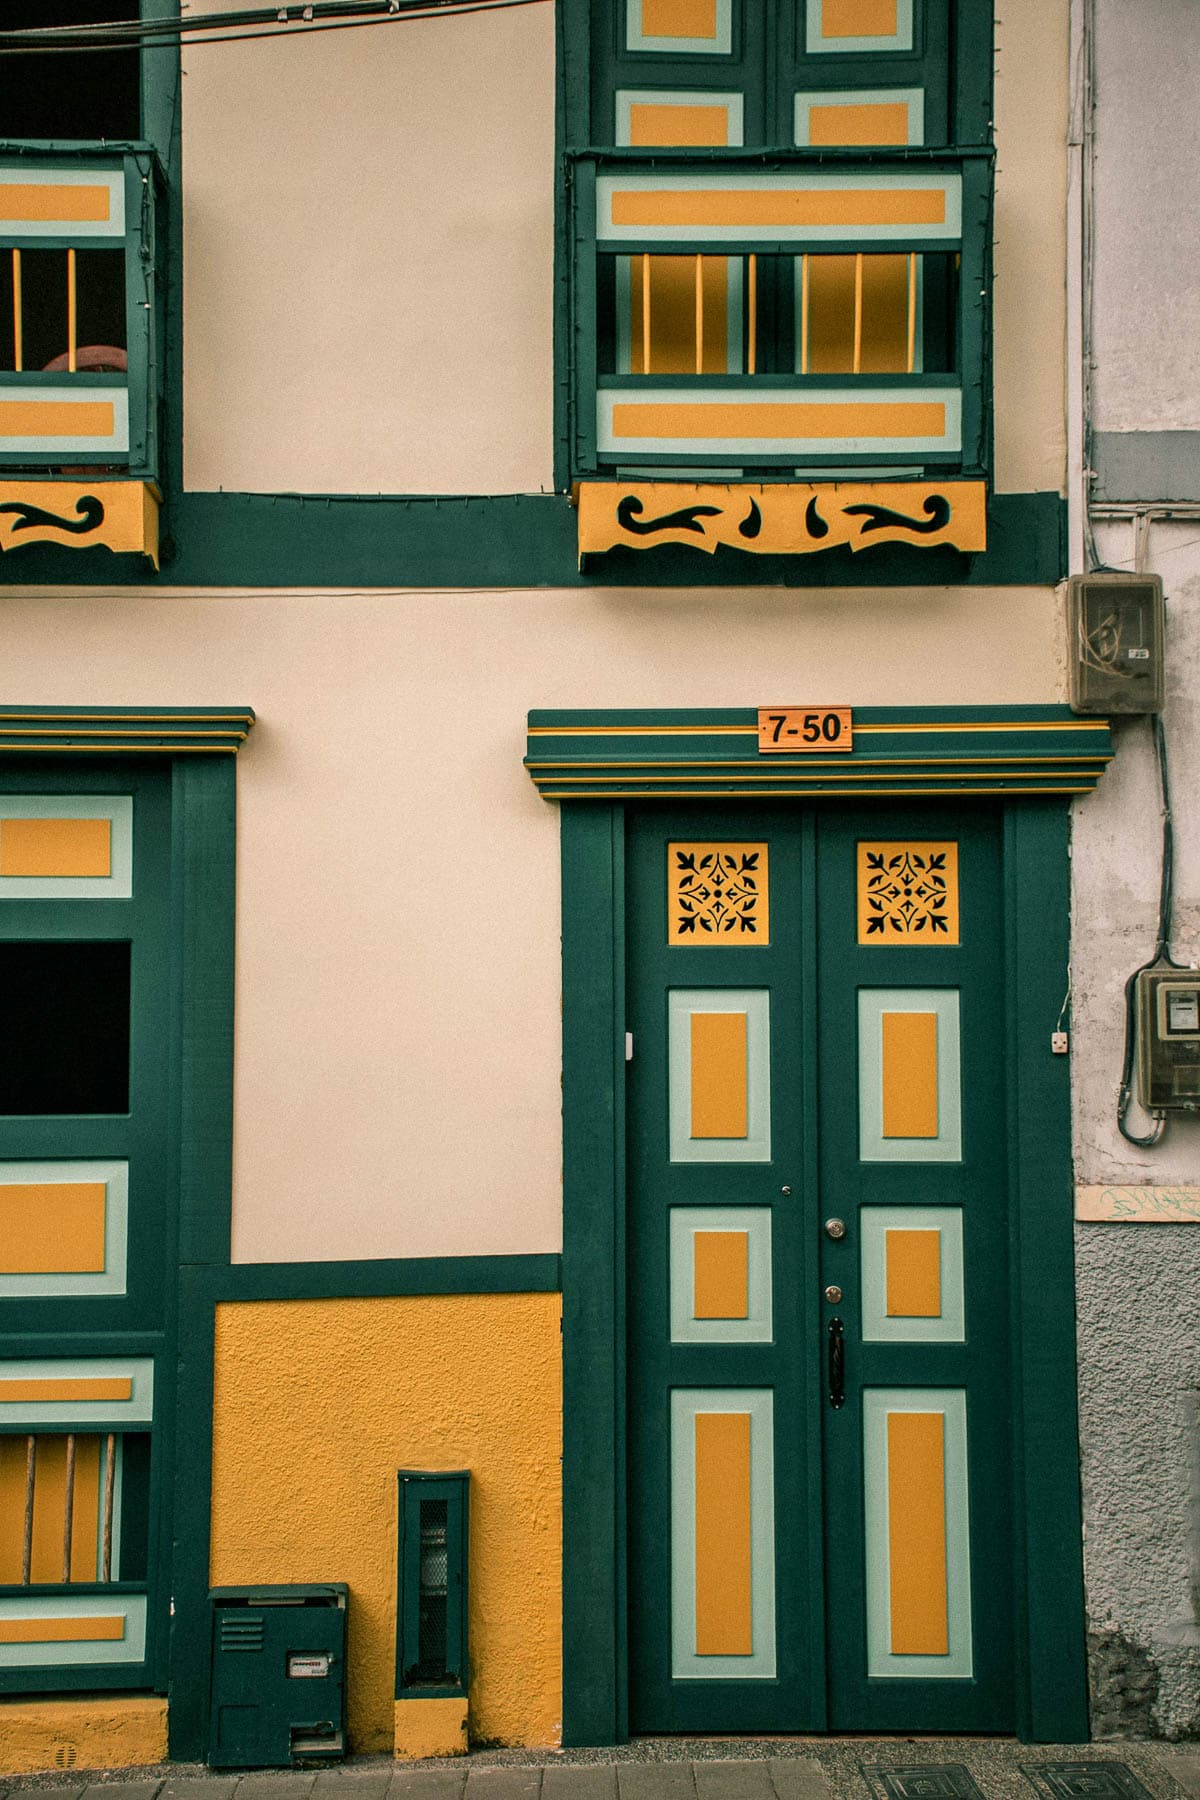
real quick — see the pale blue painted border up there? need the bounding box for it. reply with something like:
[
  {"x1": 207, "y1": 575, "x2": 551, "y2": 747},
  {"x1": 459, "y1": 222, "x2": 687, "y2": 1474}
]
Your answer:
[
  {"x1": 862, "y1": 1386, "x2": 973, "y2": 1678},
  {"x1": 0, "y1": 167, "x2": 125, "y2": 240},
  {"x1": 670, "y1": 1387, "x2": 776, "y2": 1678},
  {"x1": 668, "y1": 988, "x2": 771, "y2": 1162},
  {"x1": 0, "y1": 1160, "x2": 128, "y2": 1298},
  {"x1": 805, "y1": 0, "x2": 914, "y2": 54},
  {"x1": 599, "y1": 385, "x2": 961, "y2": 458},
  {"x1": 626, "y1": 0, "x2": 733, "y2": 55},
  {"x1": 0, "y1": 1357, "x2": 153, "y2": 1426},
  {"x1": 669, "y1": 1206, "x2": 773, "y2": 1343},
  {"x1": 858, "y1": 988, "x2": 962, "y2": 1162},
  {"x1": 860, "y1": 1205, "x2": 964, "y2": 1342},
  {"x1": 0, "y1": 1595, "x2": 146, "y2": 1667},
  {"x1": 794, "y1": 87, "x2": 925, "y2": 146},
  {"x1": 616, "y1": 88, "x2": 745, "y2": 147},
  {"x1": 0, "y1": 795, "x2": 132, "y2": 900},
  {"x1": 0, "y1": 388, "x2": 129, "y2": 456},
  {"x1": 597, "y1": 171, "x2": 962, "y2": 246}
]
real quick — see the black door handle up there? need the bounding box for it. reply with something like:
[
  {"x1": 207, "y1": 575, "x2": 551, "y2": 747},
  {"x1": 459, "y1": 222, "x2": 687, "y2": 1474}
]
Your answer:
[{"x1": 828, "y1": 1316, "x2": 845, "y2": 1409}]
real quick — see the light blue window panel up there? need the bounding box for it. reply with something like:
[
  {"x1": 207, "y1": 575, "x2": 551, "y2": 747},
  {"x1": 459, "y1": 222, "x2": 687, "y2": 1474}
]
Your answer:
[
  {"x1": 626, "y1": 0, "x2": 733, "y2": 55},
  {"x1": 0, "y1": 1160, "x2": 128, "y2": 1299},
  {"x1": 806, "y1": 0, "x2": 914, "y2": 55},
  {"x1": 858, "y1": 988, "x2": 962, "y2": 1163},
  {"x1": 860, "y1": 1206, "x2": 965, "y2": 1343},
  {"x1": 0, "y1": 1595, "x2": 147, "y2": 1668},
  {"x1": 0, "y1": 1357, "x2": 153, "y2": 1427},
  {"x1": 668, "y1": 988, "x2": 771, "y2": 1163},
  {"x1": 0, "y1": 796, "x2": 132, "y2": 900},
  {"x1": 794, "y1": 87, "x2": 925, "y2": 146}
]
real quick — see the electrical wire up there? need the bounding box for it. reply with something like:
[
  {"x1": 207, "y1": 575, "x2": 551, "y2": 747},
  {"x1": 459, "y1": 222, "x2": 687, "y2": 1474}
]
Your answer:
[
  {"x1": 1116, "y1": 710, "x2": 1185, "y2": 1147},
  {"x1": 0, "y1": 0, "x2": 549, "y2": 55}
]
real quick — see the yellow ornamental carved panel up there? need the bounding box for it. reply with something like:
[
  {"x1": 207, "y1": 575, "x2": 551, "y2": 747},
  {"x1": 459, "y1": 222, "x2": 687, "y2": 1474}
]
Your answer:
[
  {"x1": 669, "y1": 842, "x2": 768, "y2": 944},
  {"x1": 858, "y1": 841, "x2": 959, "y2": 943}
]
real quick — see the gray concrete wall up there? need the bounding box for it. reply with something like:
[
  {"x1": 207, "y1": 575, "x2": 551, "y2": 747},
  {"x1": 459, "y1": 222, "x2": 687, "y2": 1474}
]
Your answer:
[{"x1": 1073, "y1": 0, "x2": 1200, "y2": 1734}]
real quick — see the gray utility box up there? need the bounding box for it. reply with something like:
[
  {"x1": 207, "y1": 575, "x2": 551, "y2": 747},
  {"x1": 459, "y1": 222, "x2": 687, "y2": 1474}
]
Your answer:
[{"x1": 208, "y1": 1583, "x2": 348, "y2": 1769}]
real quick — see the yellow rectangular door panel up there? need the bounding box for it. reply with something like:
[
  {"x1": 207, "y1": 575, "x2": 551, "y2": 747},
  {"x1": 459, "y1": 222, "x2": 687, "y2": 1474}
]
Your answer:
[
  {"x1": 694, "y1": 1411, "x2": 753, "y2": 1654},
  {"x1": 693, "y1": 1231, "x2": 750, "y2": 1319},
  {"x1": 809, "y1": 102, "x2": 910, "y2": 145},
  {"x1": 630, "y1": 104, "x2": 731, "y2": 148},
  {"x1": 822, "y1": 0, "x2": 899, "y2": 35},
  {"x1": 881, "y1": 1011, "x2": 939, "y2": 1137},
  {"x1": 887, "y1": 1411, "x2": 949, "y2": 1654},
  {"x1": 690, "y1": 1012, "x2": 749, "y2": 1138},
  {"x1": 885, "y1": 1228, "x2": 942, "y2": 1317},
  {"x1": 0, "y1": 1182, "x2": 107, "y2": 1274},
  {"x1": 642, "y1": 0, "x2": 718, "y2": 37}
]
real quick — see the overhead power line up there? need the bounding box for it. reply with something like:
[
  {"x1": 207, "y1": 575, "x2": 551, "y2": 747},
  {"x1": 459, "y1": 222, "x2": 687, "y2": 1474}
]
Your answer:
[{"x1": 0, "y1": 0, "x2": 550, "y2": 55}]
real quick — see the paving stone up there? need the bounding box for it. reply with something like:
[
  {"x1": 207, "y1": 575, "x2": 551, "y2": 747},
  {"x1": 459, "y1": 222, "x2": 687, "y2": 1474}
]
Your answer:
[
  {"x1": 617, "y1": 1767, "x2": 696, "y2": 1800},
  {"x1": 1162, "y1": 1764, "x2": 1200, "y2": 1800},
  {"x1": 313, "y1": 1779, "x2": 391, "y2": 1800},
  {"x1": 542, "y1": 1769, "x2": 617, "y2": 1800},
  {"x1": 390, "y1": 1773, "x2": 468, "y2": 1800},
  {"x1": 234, "y1": 1778, "x2": 318, "y2": 1800},
  {"x1": 464, "y1": 1775, "x2": 541, "y2": 1800},
  {"x1": 80, "y1": 1786, "x2": 164, "y2": 1800},
  {"x1": 158, "y1": 1784, "x2": 238, "y2": 1800},
  {"x1": 768, "y1": 1762, "x2": 835, "y2": 1800},
  {"x1": 694, "y1": 1764, "x2": 777, "y2": 1800}
]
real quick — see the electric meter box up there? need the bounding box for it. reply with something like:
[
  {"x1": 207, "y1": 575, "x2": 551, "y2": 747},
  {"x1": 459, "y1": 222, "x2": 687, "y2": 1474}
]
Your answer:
[
  {"x1": 1137, "y1": 970, "x2": 1200, "y2": 1110},
  {"x1": 208, "y1": 1583, "x2": 348, "y2": 1769},
  {"x1": 1069, "y1": 572, "x2": 1165, "y2": 714}
]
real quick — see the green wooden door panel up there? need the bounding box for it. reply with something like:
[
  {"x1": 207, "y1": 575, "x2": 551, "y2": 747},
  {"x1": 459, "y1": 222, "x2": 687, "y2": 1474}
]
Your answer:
[{"x1": 625, "y1": 801, "x2": 1016, "y2": 1733}]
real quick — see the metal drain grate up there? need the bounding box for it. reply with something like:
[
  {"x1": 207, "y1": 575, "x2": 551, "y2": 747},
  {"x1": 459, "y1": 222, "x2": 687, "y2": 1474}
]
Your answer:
[
  {"x1": 862, "y1": 1766, "x2": 988, "y2": 1800},
  {"x1": 1023, "y1": 1765, "x2": 1154, "y2": 1800}
]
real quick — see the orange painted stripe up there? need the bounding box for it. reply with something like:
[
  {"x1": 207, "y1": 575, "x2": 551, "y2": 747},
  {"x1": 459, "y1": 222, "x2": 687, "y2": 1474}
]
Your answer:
[
  {"x1": 822, "y1": 0, "x2": 899, "y2": 35},
  {"x1": 0, "y1": 1183, "x2": 107, "y2": 1275},
  {"x1": 0, "y1": 184, "x2": 110, "y2": 224},
  {"x1": 641, "y1": 0, "x2": 717, "y2": 36},
  {"x1": 0, "y1": 402, "x2": 114, "y2": 440},
  {"x1": 613, "y1": 402, "x2": 946, "y2": 441},
  {"x1": 0, "y1": 1378, "x2": 131, "y2": 1404},
  {"x1": 611, "y1": 187, "x2": 945, "y2": 229},
  {"x1": 881, "y1": 1011, "x2": 939, "y2": 1137},
  {"x1": 693, "y1": 1230, "x2": 750, "y2": 1319},
  {"x1": 0, "y1": 1615, "x2": 124, "y2": 1643},
  {"x1": 630, "y1": 104, "x2": 731, "y2": 148},
  {"x1": 887, "y1": 1411, "x2": 949, "y2": 1654},
  {"x1": 809, "y1": 103, "x2": 910, "y2": 146},
  {"x1": 690, "y1": 1012, "x2": 748, "y2": 1138},
  {"x1": 695, "y1": 1411, "x2": 752, "y2": 1653},
  {"x1": 885, "y1": 1228, "x2": 942, "y2": 1317},
  {"x1": 0, "y1": 817, "x2": 111, "y2": 878}
]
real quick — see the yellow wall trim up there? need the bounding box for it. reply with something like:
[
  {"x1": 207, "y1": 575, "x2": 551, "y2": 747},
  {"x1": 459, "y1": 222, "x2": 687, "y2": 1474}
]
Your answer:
[
  {"x1": 394, "y1": 1696, "x2": 469, "y2": 1760},
  {"x1": 0, "y1": 1697, "x2": 166, "y2": 1776}
]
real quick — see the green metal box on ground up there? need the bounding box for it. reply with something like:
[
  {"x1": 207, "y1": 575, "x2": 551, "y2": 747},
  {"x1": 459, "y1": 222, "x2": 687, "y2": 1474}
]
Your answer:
[{"x1": 208, "y1": 1583, "x2": 348, "y2": 1768}]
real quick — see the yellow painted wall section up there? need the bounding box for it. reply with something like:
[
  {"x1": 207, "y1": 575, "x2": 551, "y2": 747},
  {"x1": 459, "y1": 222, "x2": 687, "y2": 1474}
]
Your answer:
[
  {"x1": 0, "y1": 584, "x2": 1065, "y2": 1264},
  {"x1": 210, "y1": 1293, "x2": 562, "y2": 1753},
  {"x1": 0, "y1": 1697, "x2": 166, "y2": 1777}
]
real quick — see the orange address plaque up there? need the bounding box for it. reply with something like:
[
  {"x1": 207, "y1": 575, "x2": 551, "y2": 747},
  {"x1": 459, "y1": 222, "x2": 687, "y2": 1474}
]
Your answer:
[{"x1": 757, "y1": 707, "x2": 853, "y2": 753}]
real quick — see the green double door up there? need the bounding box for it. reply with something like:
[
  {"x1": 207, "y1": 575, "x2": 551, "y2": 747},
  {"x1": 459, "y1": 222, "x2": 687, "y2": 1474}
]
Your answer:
[{"x1": 626, "y1": 804, "x2": 1014, "y2": 1733}]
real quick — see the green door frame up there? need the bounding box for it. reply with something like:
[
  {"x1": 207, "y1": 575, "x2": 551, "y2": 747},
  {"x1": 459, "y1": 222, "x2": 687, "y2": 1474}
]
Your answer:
[{"x1": 560, "y1": 796, "x2": 1090, "y2": 1745}]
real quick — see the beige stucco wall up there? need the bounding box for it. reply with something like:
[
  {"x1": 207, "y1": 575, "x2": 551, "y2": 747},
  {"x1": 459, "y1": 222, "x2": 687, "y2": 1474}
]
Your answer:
[
  {"x1": 181, "y1": 3, "x2": 556, "y2": 495},
  {"x1": 181, "y1": 0, "x2": 1067, "y2": 500},
  {"x1": 0, "y1": 584, "x2": 1065, "y2": 1262}
]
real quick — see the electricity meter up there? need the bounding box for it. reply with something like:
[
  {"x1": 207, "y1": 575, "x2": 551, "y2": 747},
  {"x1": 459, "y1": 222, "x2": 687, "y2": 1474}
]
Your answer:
[
  {"x1": 1069, "y1": 573, "x2": 1164, "y2": 714},
  {"x1": 1136, "y1": 970, "x2": 1200, "y2": 1110}
]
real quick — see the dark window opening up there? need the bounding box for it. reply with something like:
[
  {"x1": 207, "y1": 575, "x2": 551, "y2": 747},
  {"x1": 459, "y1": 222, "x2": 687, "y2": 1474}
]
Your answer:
[
  {"x1": 0, "y1": 940, "x2": 131, "y2": 1114},
  {"x1": 0, "y1": 248, "x2": 126, "y2": 375},
  {"x1": 413, "y1": 1497, "x2": 449, "y2": 1682},
  {"x1": 0, "y1": 2, "x2": 140, "y2": 143}
]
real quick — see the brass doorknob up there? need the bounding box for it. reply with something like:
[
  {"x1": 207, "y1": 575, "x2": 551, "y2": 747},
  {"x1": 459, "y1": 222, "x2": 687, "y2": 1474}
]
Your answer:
[{"x1": 824, "y1": 1217, "x2": 847, "y2": 1241}]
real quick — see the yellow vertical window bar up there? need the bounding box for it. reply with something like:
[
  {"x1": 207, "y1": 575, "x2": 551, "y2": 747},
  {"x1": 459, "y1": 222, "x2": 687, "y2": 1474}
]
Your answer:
[
  {"x1": 853, "y1": 251, "x2": 864, "y2": 375},
  {"x1": 67, "y1": 248, "x2": 77, "y2": 372},
  {"x1": 642, "y1": 253, "x2": 652, "y2": 375},
  {"x1": 906, "y1": 252, "x2": 917, "y2": 374},
  {"x1": 101, "y1": 1432, "x2": 116, "y2": 1583},
  {"x1": 61, "y1": 1433, "x2": 76, "y2": 1581},
  {"x1": 11, "y1": 249, "x2": 21, "y2": 372},
  {"x1": 21, "y1": 1435, "x2": 35, "y2": 1585},
  {"x1": 800, "y1": 254, "x2": 810, "y2": 375},
  {"x1": 694, "y1": 253, "x2": 704, "y2": 374},
  {"x1": 747, "y1": 254, "x2": 757, "y2": 376}
]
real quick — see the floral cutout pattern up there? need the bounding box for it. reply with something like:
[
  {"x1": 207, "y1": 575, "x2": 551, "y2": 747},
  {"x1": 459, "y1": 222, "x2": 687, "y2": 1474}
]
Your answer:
[
  {"x1": 669, "y1": 842, "x2": 769, "y2": 945},
  {"x1": 858, "y1": 841, "x2": 959, "y2": 943}
]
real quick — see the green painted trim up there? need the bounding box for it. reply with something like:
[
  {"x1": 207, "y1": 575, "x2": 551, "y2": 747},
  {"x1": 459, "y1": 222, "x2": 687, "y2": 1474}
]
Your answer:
[
  {"x1": 561, "y1": 804, "x2": 628, "y2": 1746},
  {"x1": 396, "y1": 1471, "x2": 470, "y2": 1698},
  {"x1": 0, "y1": 490, "x2": 1067, "y2": 587},
  {"x1": 527, "y1": 704, "x2": 1115, "y2": 801},
  {"x1": 0, "y1": 707, "x2": 254, "y2": 754},
  {"x1": 141, "y1": 0, "x2": 181, "y2": 510},
  {"x1": 207, "y1": 1255, "x2": 562, "y2": 1303},
  {"x1": 1003, "y1": 801, "x2": 1089, "y2": 1741}
]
